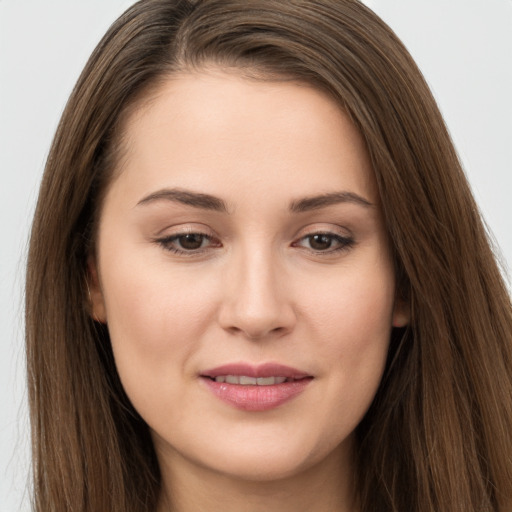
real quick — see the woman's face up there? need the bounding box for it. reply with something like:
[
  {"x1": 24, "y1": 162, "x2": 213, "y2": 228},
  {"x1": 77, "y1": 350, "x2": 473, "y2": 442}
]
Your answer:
[{"x1": 90, "y1": 70, "x2": 408, "y2": 482}]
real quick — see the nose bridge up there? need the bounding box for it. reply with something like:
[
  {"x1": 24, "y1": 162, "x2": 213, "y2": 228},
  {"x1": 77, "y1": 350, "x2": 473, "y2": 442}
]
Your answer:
[{"x1": 219, "y1": 240, "x2": 295, "y2": 339}]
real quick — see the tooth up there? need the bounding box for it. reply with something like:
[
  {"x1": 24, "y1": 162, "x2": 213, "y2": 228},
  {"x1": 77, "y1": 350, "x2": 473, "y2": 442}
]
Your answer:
[
  {"x1": 256, "y1": 377, "x2": 275, "y2": 385},
  {"x1": 215, "y1": 375, "x2": 290, "y2": 386},
  {"x1": 239, "y1": 376, "x2": 257, "y2": 385}
]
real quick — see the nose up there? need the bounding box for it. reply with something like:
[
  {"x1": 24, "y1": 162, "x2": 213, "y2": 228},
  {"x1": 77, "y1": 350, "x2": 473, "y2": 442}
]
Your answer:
[{"x1": 217, "y1": 247, "x2": 296, "y2": 340}]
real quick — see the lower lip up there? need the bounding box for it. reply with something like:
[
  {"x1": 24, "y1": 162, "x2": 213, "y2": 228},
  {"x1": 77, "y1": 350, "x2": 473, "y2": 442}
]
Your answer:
[{"x1": 201, "y1": 378, "x2": 312, "y2": 411}]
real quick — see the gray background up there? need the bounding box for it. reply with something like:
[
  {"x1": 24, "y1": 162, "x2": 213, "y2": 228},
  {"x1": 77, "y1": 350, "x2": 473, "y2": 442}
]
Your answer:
[{"x1": 1, "y1": 1, "x2": 511, "y2": 509}]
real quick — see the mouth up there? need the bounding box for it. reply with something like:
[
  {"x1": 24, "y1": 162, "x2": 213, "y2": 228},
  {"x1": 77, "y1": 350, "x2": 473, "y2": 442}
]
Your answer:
[
  {"x1": 205, "y1": 375, "x2": 301, "y2": 385},
  {"x1": 200, "y1": 363, "x2": 313, "y2": 411}
]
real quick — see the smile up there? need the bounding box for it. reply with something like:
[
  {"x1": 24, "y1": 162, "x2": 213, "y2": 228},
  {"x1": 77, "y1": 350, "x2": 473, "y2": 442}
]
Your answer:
[{"x1": 200, "y1": 363, "x2": 313, "y2": 411}]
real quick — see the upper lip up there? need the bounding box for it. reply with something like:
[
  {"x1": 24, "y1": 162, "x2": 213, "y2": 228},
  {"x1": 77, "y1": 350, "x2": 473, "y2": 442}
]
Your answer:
[{"x1": 200, "y1": 362, "x2": 311, "y2": 379}]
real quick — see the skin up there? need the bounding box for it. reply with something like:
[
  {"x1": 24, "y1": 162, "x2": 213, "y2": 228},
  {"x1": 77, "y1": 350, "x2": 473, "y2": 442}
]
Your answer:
[{"x1": 90, "y1": 70, "x2": 409, "y2": 512}]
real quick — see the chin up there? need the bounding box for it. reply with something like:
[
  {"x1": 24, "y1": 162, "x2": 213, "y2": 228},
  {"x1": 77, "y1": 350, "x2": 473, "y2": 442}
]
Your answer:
[
  {"x1": 155, "y1": 426, "x2": 351, "y2": 484},
  {"x1": 211, "y1": 451, "x2": 314, "y2": 482}
]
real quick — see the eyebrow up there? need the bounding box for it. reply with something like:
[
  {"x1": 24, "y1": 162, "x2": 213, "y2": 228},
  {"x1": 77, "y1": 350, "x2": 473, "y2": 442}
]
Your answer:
[
  {"x1": 136, "y1": 188, "x2": 229, "y2": 213},
  {"x1": 136, "y1": 187, "x2": 373, "y2": 214},
  {"x1": 289, "y1": 191, "x2": 373, "y2": 212}
]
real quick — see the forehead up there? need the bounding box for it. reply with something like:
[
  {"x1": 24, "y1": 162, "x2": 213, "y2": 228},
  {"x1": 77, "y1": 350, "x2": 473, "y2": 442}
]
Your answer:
[{"x1": 109, "y1": 70, "x2": 377, "y2": 208}]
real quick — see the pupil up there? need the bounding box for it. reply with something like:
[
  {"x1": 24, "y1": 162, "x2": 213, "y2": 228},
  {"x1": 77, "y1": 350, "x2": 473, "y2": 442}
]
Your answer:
[
  {"x1": 179, "y1": 234, "x2": 204, "y2": 250},
  {"x1": 310, "y1": 234, "x2": 332, "y2": 250}
]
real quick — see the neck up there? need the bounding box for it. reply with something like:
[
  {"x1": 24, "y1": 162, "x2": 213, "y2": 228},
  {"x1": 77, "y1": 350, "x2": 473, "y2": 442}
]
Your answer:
[{"x1": 156, "y1": 445, "x2": 359, "y2": 512}]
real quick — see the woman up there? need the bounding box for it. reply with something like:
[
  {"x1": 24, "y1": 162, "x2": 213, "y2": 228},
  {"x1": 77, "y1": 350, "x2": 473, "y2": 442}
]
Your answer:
[{"x1": 25, "y1": 0, "x2": 512, "y2": 511}]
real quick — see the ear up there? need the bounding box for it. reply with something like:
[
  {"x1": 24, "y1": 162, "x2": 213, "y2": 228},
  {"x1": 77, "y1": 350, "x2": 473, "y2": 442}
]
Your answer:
[
  {"x1": 87, "y1": 258, "x2": 107, "y2": 323},
  {"x1": 392, "y1": 298, "x2": 410, "y2": 328}
]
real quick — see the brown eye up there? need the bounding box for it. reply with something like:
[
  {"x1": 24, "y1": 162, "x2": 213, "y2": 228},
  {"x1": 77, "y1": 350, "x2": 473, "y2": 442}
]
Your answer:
[
  {"x1": 293, "y1": 232, "x2": 355, "y2": 254},
  {"x1": 308, "y1": 234, "x2": 334, "y2": 251},
  {"x1": 156, "y1": 232, "x2": 220, "y2": 254},
  {"x1": 176, "y1": 234, "x2": 207, "y2": 250}
]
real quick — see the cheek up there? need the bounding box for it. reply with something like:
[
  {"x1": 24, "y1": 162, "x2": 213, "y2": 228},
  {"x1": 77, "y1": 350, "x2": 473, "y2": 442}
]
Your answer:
[
  {"x1": 296, "y1": 257, "x2": 395, "y2": 422},
  {"x1": 98, "y1": 247, "x2": 222, "y2": 394},
  {"x1": 300, "y1": 260, "x2": 395, "y2": 354}
]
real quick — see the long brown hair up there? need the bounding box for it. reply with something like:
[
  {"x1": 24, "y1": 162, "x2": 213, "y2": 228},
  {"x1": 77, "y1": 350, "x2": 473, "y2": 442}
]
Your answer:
[{"x1": 26, "y1": 1, "x2": 512, "y2": 510}]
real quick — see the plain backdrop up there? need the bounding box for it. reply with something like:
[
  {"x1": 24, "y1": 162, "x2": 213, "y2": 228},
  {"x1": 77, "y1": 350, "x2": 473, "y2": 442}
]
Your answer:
[{"x1": 1, "y1": 1, "x2": 511, "y2": 510}]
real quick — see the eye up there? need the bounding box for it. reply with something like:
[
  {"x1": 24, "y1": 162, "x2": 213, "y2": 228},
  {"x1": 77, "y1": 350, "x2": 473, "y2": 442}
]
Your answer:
[
  {"x1": 294, "y1": 232, "x2": 354, "y2": 253},
  {"x1": 155, "y1": 232, "x2": 221, "y2": 254},
  {"x1": 174, "y1": 233, "x2": 209, "y2": 250}
]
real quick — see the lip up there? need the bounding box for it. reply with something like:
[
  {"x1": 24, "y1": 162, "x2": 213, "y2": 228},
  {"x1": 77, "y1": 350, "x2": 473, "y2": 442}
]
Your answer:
[
  {"x1": 201, "y1": 362, "x2": 311, "y2": 380},
  {"x1": 200, "y1": 362, "x2": 313, "y2": 411}
]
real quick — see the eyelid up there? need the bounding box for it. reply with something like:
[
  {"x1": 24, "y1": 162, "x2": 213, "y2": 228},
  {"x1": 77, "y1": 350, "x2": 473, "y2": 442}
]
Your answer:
[
  {"x1": 291, "y1": 224, "x2": 355, "y2": 254},
  {"x1": 152, "y1": 224, "x2": 222, "y2": 256},
  {"x1": 293, "y1": 223, "x2": 353, "y2": 240},
  {"x1": 293, "y1": 233, "x2": 354, "y2": 251},
  {"x1": 153, "y1": 222, "x2": 214, "y2": 237}
]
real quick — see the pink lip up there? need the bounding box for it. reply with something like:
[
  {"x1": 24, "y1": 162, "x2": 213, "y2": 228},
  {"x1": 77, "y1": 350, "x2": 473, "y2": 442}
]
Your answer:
[
  {"x1": 201, "y1": 362, "x2": 310, "y2": 380},
  {"x1": 200, "y1": 363, "x2": 313, "y2": 412}
]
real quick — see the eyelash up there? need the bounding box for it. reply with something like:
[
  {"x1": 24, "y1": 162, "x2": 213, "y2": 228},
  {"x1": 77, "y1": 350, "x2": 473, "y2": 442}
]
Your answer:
[
  {"x1": 292, "y1": 232, "x2": 355, "y2": 254},
  {"x1": 155, "y1": 232, "x2": 220, "y2": 255},
  {"x1": 155, "y1": 230, "x2": 355, "y2": 257}
]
